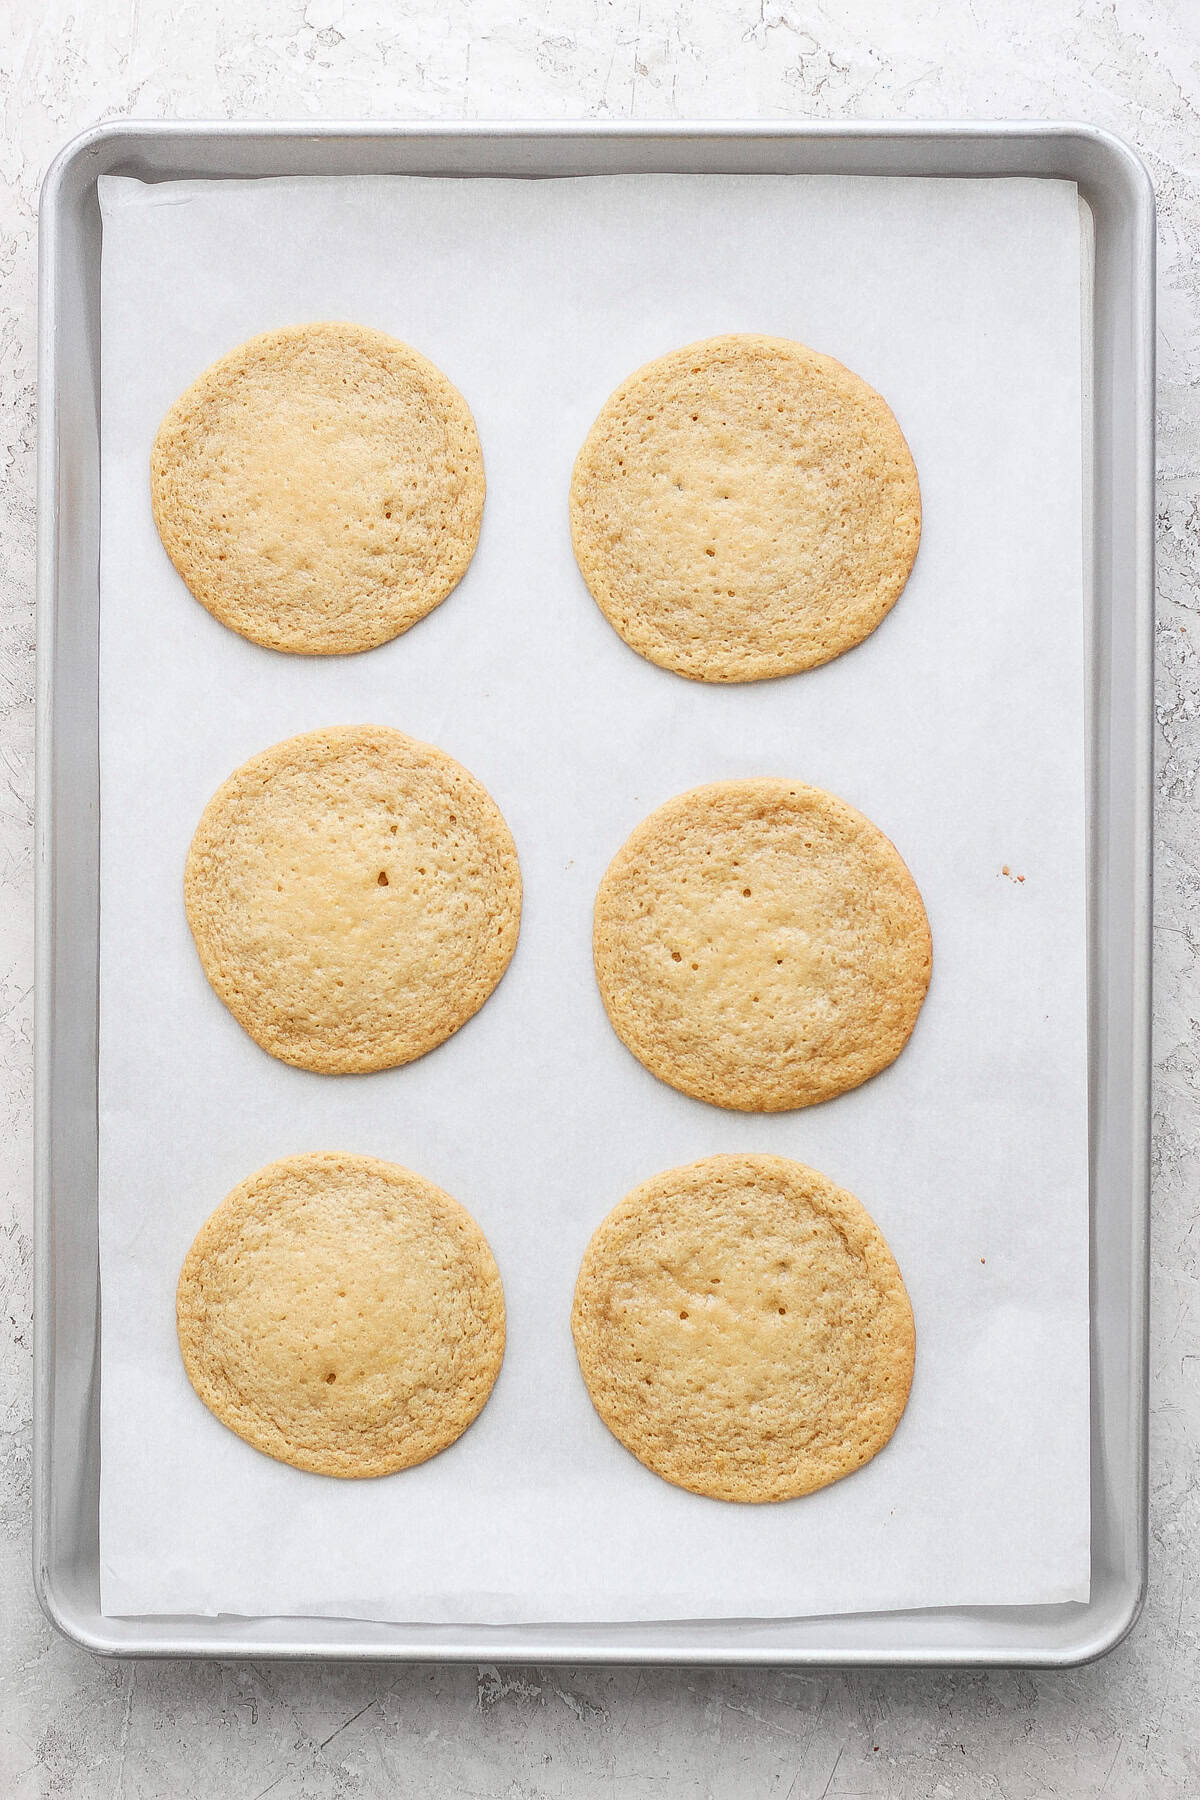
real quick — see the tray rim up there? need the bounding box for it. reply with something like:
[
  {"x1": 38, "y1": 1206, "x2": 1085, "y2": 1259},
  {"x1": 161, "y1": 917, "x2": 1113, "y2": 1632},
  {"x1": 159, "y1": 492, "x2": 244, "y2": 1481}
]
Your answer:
[{"x1": 34, "y1": 116, "x2": 1155, "y2": 1667}]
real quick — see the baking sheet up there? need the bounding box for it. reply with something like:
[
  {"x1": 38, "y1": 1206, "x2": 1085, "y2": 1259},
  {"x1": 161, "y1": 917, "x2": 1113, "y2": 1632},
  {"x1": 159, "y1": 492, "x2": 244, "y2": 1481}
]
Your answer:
[{"x1": 96, "y1": 171, "x2": 1089, "y2": 1624}]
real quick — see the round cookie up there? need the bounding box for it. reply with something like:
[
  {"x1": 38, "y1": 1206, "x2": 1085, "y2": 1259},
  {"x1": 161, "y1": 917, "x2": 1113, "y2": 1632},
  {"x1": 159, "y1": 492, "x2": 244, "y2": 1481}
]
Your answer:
[
  {"x1": 572, "y1": 1154, "x2": 914, "y2": 1503},
  {"x1": 569, "y1": 334, "x2": 920, "y2": 682},
  {"x1": 151, "y1": 322, "x2": 485, "y2": 655},
  {"x1": 185, "y1": 725, "x2": 521, "y2": 1073},
  {"x1": 177, "y1": 1153, "x2": 505, "y2": 1477},
  {"x1": 593, "y1": 778, "x2": 931, "y2": 1111}
]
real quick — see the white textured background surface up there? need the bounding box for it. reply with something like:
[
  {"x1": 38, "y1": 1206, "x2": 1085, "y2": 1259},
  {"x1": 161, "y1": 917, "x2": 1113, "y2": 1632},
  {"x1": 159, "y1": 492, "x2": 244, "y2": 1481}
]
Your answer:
[{"x1": 1, "y1": 2, "x2": 1196, "y2": 1795}]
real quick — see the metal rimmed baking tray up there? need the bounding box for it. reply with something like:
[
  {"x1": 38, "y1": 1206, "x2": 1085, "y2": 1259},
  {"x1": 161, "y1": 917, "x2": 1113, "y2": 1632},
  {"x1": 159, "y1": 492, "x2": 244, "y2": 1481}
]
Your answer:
[{"x1": 35, "y1": 120, "x2": 1153, "y2": 1665}]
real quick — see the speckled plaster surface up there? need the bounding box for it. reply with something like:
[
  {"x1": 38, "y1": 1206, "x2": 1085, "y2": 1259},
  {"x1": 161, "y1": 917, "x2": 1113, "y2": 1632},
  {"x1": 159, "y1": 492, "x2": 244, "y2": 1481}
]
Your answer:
[{"x1": 1, "y1": 2, "x2": 1197, "y2": 1795}]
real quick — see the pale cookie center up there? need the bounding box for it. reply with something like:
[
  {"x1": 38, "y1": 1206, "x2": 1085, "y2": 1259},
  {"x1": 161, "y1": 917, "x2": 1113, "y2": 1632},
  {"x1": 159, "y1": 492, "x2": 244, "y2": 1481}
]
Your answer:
[
  {"x1": 633, "y1": 1233, "x2": 852, "y2": 1349},
  {"x1": 221, "y1": 1217, "x2": 457, "y2": 1429},
  {"x1": 659, "y1": 867, "x2": 825, "y2": 1013},
  {"x1": 256, "y1": 822, "x2": 438, "y2": 938},
  {"x1": 641, "y1": 434, "x2": 829, "y2": 603},
  {"x1": 231, "y1": 404, "x2": 438, "y2": 560},
  {"x1": 606, "y1": 1217, "x2": 876, "y2": 1430},
  {"x1": 237, "y1": 801, "x2": 471, "y2": 1023}
]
